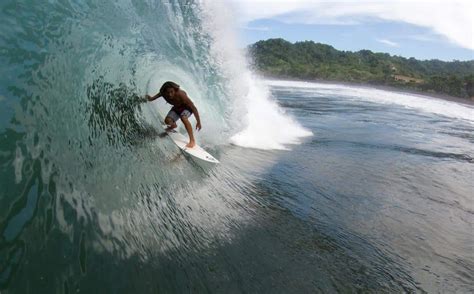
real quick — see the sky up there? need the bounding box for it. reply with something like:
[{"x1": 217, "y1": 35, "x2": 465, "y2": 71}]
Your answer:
[{"x1": 228, "y1": 0, "x2": 474, "y2": 61}]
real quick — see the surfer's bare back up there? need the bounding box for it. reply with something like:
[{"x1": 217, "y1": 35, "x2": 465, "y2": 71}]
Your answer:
[{"x1": 145, "y1": 81, "x2": 201, "y2": 148}]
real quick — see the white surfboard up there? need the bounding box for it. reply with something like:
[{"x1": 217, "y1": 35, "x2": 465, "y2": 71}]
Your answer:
[{"x1": 163, "y1": 127, "x2": 219, "y2": 164}]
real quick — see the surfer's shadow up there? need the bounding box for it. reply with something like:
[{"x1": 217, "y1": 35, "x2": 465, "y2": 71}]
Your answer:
[
  {"x1": 158, "y1": 131, "x2": 169, "y2": 138},
  {"x1": 126, "y1": 127, "x2": 167, "y2": 145}
]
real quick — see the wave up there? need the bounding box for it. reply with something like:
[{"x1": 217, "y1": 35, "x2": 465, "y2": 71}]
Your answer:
[
  {"x1": 142, "y1": 1, "x2": 312, "y2": 150},
  {"x1": 0, "y1": 0, "x2": 310, "y2": 290},
  {"x1": 265, "y1": 80, "x2": 474, "y2": 123}
]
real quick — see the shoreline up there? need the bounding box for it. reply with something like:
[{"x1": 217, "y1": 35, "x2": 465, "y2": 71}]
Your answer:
[{"x1": 262, "y1": 75, "x2": 474, "y2": 107}]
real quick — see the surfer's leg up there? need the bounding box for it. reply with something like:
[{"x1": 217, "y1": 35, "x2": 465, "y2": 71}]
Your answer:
[
  {"x1": 164, "y1": 116, "x2": 177, "y2": 128},
  {"x1": 181, "y1": 116, "x2": 195, "y2": 148},
  {"x1": 164, "y1": 110, "x2": 178, "y2": 131}
]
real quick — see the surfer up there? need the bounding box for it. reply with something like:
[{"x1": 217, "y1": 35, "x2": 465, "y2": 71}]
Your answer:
[{"x1": 145, "y1": 81, "x2": 201, "y2": 148}]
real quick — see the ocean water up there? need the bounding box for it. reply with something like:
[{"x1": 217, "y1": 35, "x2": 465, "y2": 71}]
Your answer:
[{"x1": 1, "y1": 0, "x2": 473, "y2": 293}]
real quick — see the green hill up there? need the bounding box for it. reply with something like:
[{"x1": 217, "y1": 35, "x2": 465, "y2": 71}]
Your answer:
[{"x1": 248, "y1": 38, "x2": 474, "y2": 99}]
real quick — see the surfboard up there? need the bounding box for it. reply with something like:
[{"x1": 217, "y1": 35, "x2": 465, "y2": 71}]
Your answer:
[{"x1": 163, "y1": 126, "x2": 219, "y2": 164}]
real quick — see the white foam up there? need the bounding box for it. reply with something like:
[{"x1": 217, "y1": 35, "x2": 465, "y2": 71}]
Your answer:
[
  {"x1": 199, "y1": 1, "x2": 312, "y2": 150},
  {"x1": 266, "y1": 79, "x2": 474, "y2": 123},
  {"x1": 229, "y1": 74, "x2": 313, "y2": 150}
]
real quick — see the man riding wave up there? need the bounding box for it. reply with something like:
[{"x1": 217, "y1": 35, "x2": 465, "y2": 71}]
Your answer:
[{"x1": 146, "y1": 81, "x2": 201, "y2": 148}]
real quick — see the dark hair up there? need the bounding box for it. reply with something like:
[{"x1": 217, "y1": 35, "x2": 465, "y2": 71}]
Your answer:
[{"x1": 160, "y1": 81, "x2": 179, "y2": 94}]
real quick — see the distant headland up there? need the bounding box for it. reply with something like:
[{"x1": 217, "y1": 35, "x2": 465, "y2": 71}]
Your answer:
[{"x1": 248, "y1": 38, "x2": 474, "y2": 100}]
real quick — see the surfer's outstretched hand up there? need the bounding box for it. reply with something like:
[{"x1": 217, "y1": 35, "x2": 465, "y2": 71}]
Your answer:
[{"x1": 196, "y1": 122, "x2": 202, "y2": 131}]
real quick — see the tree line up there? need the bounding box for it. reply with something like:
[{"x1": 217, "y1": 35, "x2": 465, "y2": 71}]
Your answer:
[{"x1": 248, "y1": 38, "x2": 474, "y2": 99}]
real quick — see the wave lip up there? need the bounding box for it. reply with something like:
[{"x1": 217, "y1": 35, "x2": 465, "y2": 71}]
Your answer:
[{"x1": 198, "y1": 2, "x2": 312, "y2": 150}]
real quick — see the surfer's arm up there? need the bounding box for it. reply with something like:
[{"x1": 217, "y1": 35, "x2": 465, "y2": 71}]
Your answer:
[{"x1": 146, "y1": 91, "x2": 161, "y2": 101}]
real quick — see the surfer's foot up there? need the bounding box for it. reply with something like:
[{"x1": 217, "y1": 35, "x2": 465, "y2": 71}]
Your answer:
[
  {"x1": 165, "y1": 123, "x2": 177, "y2": 132},
  {"x1": 185, "y1": 141, "x2": 195, "y2": 148}
]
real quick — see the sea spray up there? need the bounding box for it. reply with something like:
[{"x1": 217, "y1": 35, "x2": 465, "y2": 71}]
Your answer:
[{"x1": 198, "y1": 0, "x2": 313, "y2": 150}]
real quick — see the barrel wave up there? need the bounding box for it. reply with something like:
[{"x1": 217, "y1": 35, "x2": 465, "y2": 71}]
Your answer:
[
  {"x1": 0, "y1": 0, "x2": 309, "y2": 292},
  {"x1": 2, "y1": 0, "x2": 473, "y2": 293}
]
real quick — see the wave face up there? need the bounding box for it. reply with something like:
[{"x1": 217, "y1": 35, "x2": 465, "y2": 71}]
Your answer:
[{"x1": 0, "y1": 0, "x2": 309, "y2": 292}]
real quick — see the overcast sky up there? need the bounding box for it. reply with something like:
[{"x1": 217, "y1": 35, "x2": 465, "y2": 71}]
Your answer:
[{"x1": 227, "y1": 0, "x2": 474, "y2": 61}]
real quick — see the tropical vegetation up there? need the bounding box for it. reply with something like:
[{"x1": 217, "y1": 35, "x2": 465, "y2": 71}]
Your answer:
[{"x1": 248, "y1": 38, "x2": 474, "y2": 99}]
